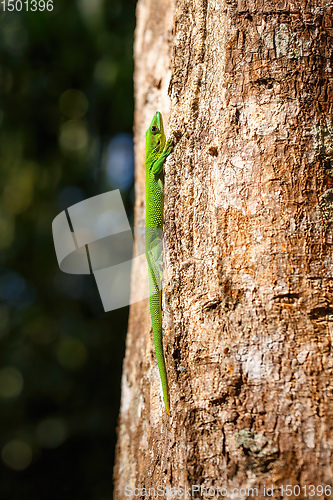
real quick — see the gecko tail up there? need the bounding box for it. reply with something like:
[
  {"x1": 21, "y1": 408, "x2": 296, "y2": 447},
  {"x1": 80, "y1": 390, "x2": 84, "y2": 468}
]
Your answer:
[
  {"x1": 153, "y1": 321, "x2": 170, "y2": 416},
  {"x1": 160, "y1": 364, "x2": 170, "y2": 416}
]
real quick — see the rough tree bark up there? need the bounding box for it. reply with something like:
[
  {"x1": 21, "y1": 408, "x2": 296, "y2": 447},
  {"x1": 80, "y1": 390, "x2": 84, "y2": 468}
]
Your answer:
[{"x1": 114, "y1": 0, "x2": 333, "y2": 496}]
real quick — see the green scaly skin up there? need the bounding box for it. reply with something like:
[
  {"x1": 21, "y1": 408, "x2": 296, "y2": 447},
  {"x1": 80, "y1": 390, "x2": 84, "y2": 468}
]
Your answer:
[{"x1": 145, "y1": 111, "x2": 173, "y2": 415}]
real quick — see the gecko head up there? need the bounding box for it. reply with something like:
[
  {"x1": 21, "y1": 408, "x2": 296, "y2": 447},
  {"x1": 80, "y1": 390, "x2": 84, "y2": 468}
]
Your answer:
[{"x1": 145, "y1": 111, "x2": 166, "y2": 154}]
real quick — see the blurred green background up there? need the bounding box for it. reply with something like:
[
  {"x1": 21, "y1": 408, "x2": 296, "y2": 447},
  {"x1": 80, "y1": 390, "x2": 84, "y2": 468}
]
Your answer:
[{"x1": 0, "y1": 0, "x2": 136, "y2": 498}]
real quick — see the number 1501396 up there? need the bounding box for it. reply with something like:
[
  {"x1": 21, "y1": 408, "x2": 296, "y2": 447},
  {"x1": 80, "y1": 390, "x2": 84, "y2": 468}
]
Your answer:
[{"x1": 1, "y1": 0, "x2": 53, "y2": 11}]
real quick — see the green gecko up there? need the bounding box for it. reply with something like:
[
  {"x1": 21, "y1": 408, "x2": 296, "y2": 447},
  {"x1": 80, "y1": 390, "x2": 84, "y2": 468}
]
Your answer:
[{"x1": 145, "y1": 111, "x2": 173, "y2": 415}]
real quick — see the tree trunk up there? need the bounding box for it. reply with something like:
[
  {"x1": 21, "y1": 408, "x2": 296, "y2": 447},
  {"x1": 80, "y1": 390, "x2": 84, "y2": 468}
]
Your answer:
[{"x1": 114, "y1": 0, "x2": 333, "y2": 496}]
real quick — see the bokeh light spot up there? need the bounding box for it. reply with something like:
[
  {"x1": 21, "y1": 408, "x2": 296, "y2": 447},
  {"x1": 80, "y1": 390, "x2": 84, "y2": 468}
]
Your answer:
[
  {"x1": 94, "y1": 58, "x2": 118, "y2": 87},
  {"x1": 59, "y1": 120, "x2": 89, "y2": 154},
  {"x1": 105, "y1": 133, "x2": 134, "y2": 190},
  {"x1": 0, "y1": 212, "x2": 14, "y2": 250},
  {"x1": 36, "y1": 417, "x2": 68, "y2": 449},
  {"x1": 56, "y1": 338, "x2": 87, "y2": 370},
  {"x1": 1, "y1": 440, "x2": 32, "y2": 471},
  {"x1": 76, "y1": 0, "x2": 104, "y2": 25},
  {"x1": 59, "y1": 89, "x2": 89, "y2": 119},
  {"x1": 2, "y1": 163, "x2": 36, "y2": 215},
  {"x1": 0, "y1": 272, "x2": 26, "y2": 303},
  {"x1": 0, "y1": 367, "x2": 23, "y2": 399},
  {"x1": 3, "y1": 23, "x2": 28, "y2": 55}
]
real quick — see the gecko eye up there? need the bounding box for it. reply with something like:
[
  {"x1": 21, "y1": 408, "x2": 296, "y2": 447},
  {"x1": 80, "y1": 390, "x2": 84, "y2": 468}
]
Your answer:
[{"x1": 151, "y1": 126, "x2": 157, "y2": 132}]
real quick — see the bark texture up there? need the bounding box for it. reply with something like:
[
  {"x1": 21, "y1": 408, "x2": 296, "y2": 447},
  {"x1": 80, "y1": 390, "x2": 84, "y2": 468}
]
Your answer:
[{"x1": 114, "y1": 0, "x2": 333, "y2": 496}]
